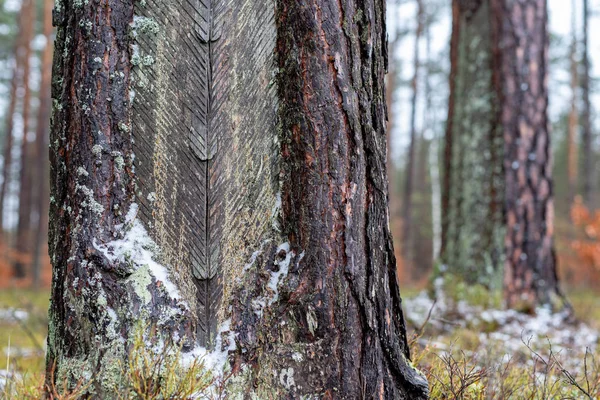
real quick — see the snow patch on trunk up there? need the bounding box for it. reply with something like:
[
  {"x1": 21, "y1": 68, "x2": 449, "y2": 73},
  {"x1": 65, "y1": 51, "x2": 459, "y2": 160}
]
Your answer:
[{"x1": 93, "y1": 203, "x2": 183, "y2": 303}]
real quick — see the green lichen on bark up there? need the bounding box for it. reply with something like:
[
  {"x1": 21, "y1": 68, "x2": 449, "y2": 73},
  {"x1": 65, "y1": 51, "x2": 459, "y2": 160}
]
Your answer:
[{"x1": 442, "y1": 0, "x2": 504, "y2": 288}]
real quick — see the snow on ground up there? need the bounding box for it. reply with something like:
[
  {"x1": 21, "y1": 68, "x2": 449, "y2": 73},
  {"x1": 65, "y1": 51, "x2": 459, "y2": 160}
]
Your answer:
[
  {"x1": 0, "y1": 308, "x2": 27, "y2": 323},
  {"x1": 404, "y1": 286, "x2": 599, "y2": 374}
]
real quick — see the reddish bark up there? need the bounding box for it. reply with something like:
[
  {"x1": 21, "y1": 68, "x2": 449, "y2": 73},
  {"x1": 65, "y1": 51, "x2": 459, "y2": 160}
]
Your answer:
[{"x1": 492, "y1": 0, "x2": 567, "y2": 309}]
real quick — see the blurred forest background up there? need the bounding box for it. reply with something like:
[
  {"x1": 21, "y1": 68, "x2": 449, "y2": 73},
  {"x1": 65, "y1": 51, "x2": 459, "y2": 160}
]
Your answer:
[
  {"x1": 0, "y1": 0, "x2": 600, "y2": 389},
  {"x1": 385, "y1": 0, "x2": 600, "y2": 291}
]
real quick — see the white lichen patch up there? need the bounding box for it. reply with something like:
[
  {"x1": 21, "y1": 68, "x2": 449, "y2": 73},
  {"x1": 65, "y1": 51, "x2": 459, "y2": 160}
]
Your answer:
[
  {"x1": 77, "y1": 166, "x2": 89, "y2": 177},
  {"x1": 242, "y1": 242, "x2": 297, "y2": 320},
  {"x1": 111, "y1": 151, "x2": 125, "y2": 171},
  {"x1": 132, "y1": 16, "x2": 160, "y2": 35},
  {"x1": 76, "y1": 184, "x2": 104, "y2": 216},
  {"x1": 92, "y1": 144, "x2": 104, "y2": 156},
  {"x1": 279, "y1": 367, "x2": 295, "y2": 390}
]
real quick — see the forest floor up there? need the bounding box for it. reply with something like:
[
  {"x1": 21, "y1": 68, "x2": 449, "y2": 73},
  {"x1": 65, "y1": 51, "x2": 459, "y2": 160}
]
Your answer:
[
  {"x1": 0, "y1": 284, "x2": 599, "y2": 398},
  {"x1": 404, "y1": 278, "x2": 600, "y2": 399}
]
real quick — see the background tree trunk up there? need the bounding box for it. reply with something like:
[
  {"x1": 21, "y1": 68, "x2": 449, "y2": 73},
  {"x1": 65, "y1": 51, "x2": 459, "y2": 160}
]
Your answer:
[
  {"x1": 46, "y1": 0, "x2": 428, "y2": 397},
  {"x1": 31, "y1": 0, "x2": 53, "y2": 288},
  {"x1": 425, "y1": 21, "x2": 442, "y2": 262},
  {"x1": 492, "y1": 0, "x2": 568, "y2": 309},
  {"x1": 441, "y1": 0, "x2": 504, "y2": 286},
  {"x1": 402, "y1": 0, "x2": 424, "y2": 264},
  {"x1": 581, "y1": 0, "x2": 594, "y2": 209},
  {"x1": 441, "y1": 0, "x2": 460, "y2": 263},
  {"x1": 13, "y1": 0, "x2": 35, "y2": 278},
  {"x1": 567, "y1": 0, "x2": 578, "y2": 204}
]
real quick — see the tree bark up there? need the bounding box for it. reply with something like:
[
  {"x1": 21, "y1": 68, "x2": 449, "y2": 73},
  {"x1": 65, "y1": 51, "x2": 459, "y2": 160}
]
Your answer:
[
  {"x1": 31, "y1": 0, "x2": 54, "y2": 288},
  {"x1": 492, "y1": 0, "x2": 567, "y2": 309},
  {"x1": 441, "y1": 0, "x2": 461, "y2": 262},
  {"x1": 442, "y1": 0, "x2": 565, "y2": 309},
  {"x1": 46, "y1": 0, "x2": 428, "y2": 398},
  {"x1": 581, "y1": 0, "x2": 594, "y2": 209},
  {"x1": 441, "y1": 0, "x2": 504, "y2": 285},
  {"x1": 14, "y1": 0, "x2": 36, "y2": 278}
]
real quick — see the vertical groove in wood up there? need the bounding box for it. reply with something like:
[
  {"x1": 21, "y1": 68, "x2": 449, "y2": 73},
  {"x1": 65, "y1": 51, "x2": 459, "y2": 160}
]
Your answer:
[{"x1": 132, "y1": 0, "x2": 280, "y2": 345}]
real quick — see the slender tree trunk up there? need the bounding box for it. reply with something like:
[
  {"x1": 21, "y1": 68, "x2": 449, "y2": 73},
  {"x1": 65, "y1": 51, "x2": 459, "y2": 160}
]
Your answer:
[
  {"x1": 441, "y1": 0, "x2": 460, "y2": 262},
  {"x1": 425, "y1": 22, "x2": 441, "y2": 262},
  {"x1": 46, "y1": 0, "x2": 428, "y2": 397},
  {"x1": 14, "y1": 0, "x2": 35, "y2": 278},
  {"x1": 0, "y1": 69, "x2": 18, "y2": 237},
  {"x1": 493, "y1": 0, "x2": 568, "y2": 310},
  {"x1": 581, "y1": 0, "x2": 594, "y2": 208},
  {"x1": 31, "y1": 0, "x2": 53, "y2": 288},
  {"x1": 567, "y1": 0, "x2": 579, "y2": 204},
  {"x1": 0, "y1": 3, "x2": 27, "y2": 235},
  {"x1": 402, "y1": 0, "x2": 424, "y2": 263}
]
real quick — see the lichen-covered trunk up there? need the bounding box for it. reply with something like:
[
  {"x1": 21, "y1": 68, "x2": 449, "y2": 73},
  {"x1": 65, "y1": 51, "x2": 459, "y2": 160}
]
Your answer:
[
  {"x1": 441, "y1": 0, "x2": 504, "y2": 286},
  {"x1": 493, "y1": 0, "x2": 567, "y2": 310},
  {"x1": 46, "y1": 0, "x2": 428, "y2": 397},
  {"x1": 46, "y1": 0, "x2": 198, "y2": 394}
]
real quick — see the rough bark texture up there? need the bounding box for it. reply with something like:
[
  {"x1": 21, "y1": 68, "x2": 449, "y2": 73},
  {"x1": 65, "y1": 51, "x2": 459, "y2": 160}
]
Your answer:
[
  {"x1": 441, "y1": 0, "x2": 504, "y2": 285},
  {"x1": 46, "y1": 0, "x2": 197, "y2": 394},
  {"x1": 46, "y1": 0, "x2": 428, "y2": 397},
  {"x1": 492, "y1": 0, "x2": 566, "y2": 309},
  {"x1": 227, "y1": 0, "x2": 427, "y2": 397}
]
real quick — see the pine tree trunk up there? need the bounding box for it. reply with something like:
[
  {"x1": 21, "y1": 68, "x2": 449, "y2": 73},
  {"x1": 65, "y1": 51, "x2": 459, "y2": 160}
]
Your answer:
[
  {"x1": 492, "y1": 0, "x2": 567, "y2": 309},
  {"x1": 581, "y1": 0, "x2": 594, "y2": 209},
  {"x1": 441, "y1": 0, "x2": 460, "y2": 262},
  {"x1": 45, "y1": 0, "x2": 428, "y2": 397},
  {"x1": 442, "y1": 0, "x2": 565, "y2": 309},
  {"x1": 14, "y1": 0, "x2": 36, "y2": 278},
  {"x1": 31, "y1": 0, "x2": 53, "y2": 288}
]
